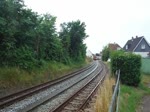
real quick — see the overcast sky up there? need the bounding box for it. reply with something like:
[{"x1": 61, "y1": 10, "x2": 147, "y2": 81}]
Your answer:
[{"x1": 24, "y1": 0, "x2": 150, "y2": 53}]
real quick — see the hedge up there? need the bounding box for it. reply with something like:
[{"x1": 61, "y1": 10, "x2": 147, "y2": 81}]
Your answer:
[{"x1": 111, "y1": 51, "x2": 141, "y2": 86}]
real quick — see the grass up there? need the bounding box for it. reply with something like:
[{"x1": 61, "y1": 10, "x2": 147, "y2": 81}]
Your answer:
[
  {"x1": 0, "y1": 61, "x2": 87, "y2": 89},
  {"x1": 94, "y1": 76, "x2": 115, "y2": 112},
  {"x1": 119, "y1": 74, "x2": 150, "y2": 112}
]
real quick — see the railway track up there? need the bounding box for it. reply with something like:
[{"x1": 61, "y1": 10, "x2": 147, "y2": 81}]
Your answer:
[
  {"x1": 0, "y1": 62, "x2": 101, "y2": 112},
  {"x1": 0, "y1": 62, "x2": 95, "y2": 110},
  {"x1": 28, "y1": 61, "x2": 100, "y2": 112},
  {"x1": 51, "y1": 61, "x2": 106, "y2": 112}
]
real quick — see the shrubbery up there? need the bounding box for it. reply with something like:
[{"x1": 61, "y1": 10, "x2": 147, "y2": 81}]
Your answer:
[{"x1": 111, "y1": 51, "x2": 141, "y2": 86}]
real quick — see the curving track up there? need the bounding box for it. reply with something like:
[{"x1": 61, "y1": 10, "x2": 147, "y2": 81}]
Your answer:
[
  {"x1": 0, "y1": 61, "x2": 106, "y2": 112},
  {"x1": 0, "y1": 63, "x2": 95, "y2": 108},
  {"x1": 51, "y1": 61, "x2": 106, "y2": 112},
  {"x1": 0, "y1": 63, "x2": 97, "y2": 112}
]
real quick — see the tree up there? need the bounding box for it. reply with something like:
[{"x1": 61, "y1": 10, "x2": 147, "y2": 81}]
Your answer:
[
  {"x1": 0, "y1": 0, "x2": 25, "y2": 66},
  {"x1": 59, "y1": 23, "x2": 71, "y2": 63},
  {"x1": 0, "y1": 0, "x2": 88, "y2": 69},
  {"x1": 102, "y1": 46, "x2": 110, "y2": 61},
  {"x1": 0, "y1": 0, "x2": 61, "y2": 68},
  {"x1": 59, "y1": 20, "x2": 88, "y2": 62}
]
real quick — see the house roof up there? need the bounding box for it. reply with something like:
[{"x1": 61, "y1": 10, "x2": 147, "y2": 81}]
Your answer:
[
  {"x1": 108, "y1": 43, "x2": 121, "y2": 51},
  {"x1": 123, "y1": 36, "x2": 143, "y2": 52}
]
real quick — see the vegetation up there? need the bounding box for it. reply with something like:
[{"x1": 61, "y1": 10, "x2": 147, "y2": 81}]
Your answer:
[
  {"x1": 95, "y1": 76, "x2": 115, "y2": 112},
  {"x1": 119, "y1": 74, "x2": 150, "y2": 112},
  {"x1": 0, "y1": 0, "x2": 87, "y2": 69},
  {"x1": 0, "y1": 61, "x2": 86, "y2": 89},
  {"x1": 59, "y1": 21, "x2": 87, "y2": 63},
  {"x1": 99, "y1": 52, "x2": 150, "y2": 112},
  {"x1": 0, "y1": 0, "x2": 88, "y2": 88},
  {"x1": 102, "y1": 46, "x2": 110, "y2": 61},
  {"x1": 117, "y1": 58, "x2": 150, "y2": 111},
  {"x1": 111, "y1": 51, "x2": 141, "y2": 86}
]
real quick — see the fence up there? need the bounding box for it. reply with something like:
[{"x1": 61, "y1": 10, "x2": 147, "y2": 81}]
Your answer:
[{"x1": 108, "y1": 70, "x2": 120, "y2": 112}]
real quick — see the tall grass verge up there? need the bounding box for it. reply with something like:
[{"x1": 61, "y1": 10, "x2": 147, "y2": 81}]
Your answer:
[
  {"x1": 0, "y1": 61, "x2": 87, "y2": 89},
  {"x1": 94, "y1": 76, "x2": 115, "y2": 112}
]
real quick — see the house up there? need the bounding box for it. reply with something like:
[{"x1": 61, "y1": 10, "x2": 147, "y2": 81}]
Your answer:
[
  {"x1": 108, "y1": 43, "x2": 121, "y2": 51},
  {"x1": 123, "y1": 36, "x2": 150, "y2": 57}
]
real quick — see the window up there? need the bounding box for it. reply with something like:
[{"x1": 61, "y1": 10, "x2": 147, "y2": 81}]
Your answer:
[
  {"x1": 126, "y1": 45, "x2": 128, "y2": 49},
  {"x1": 141, "y1": 44, "x2": 145, "y2": 49}
]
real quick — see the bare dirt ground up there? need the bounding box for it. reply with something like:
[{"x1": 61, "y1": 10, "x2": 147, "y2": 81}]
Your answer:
[{"x1": 137, "y1": 95, "x2": 150, "y2": 112}]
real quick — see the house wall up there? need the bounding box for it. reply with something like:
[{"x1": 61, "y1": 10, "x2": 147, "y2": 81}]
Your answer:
[
  {"x1": 134, "y1": 38, "x2": 150, "y2": 52},
  {"x1": 134, "y1": 52, "x2": 149, "y2": 57}
]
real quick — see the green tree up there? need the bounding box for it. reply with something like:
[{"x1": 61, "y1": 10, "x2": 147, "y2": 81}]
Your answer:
[
  {"x1": 0, "y1": 0, "x2": 25, "y2": 66},
  {"x1": 102, "y1": 46, "x2": 110, "y2": 61},
  {"x1": 59, "y1": 20, "x2": 88, "y2": 63},
  {"x1": 59, "y1": 23, "x2": 71, "y2": 63},
  {"x1": 0, "y1": 0, "x2": 88, "y2": 69},
  {"x1": 0, "y1": 0, "x2": 60, "y2": 68}
]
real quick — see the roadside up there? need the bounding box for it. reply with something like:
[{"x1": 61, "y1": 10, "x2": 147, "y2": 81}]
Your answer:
[
  {"x1": 119, "y1": 74, "x2": 150, "y2": 112},
  {"x1": 138, "y1": 95, "x2": 150, "y2": 112},
  {"x1": 118, "y1": 58, "x2": 150, "y2": 112},
  {"x1": 137, "y1": 75, "x2": 150, "y2": 112}
]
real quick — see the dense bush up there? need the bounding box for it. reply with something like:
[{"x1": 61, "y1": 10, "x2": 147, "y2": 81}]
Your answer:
[{"x1": 111, "y1": 51, "x2": 141, "y2": 86}]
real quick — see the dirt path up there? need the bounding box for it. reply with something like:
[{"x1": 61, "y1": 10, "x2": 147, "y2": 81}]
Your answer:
[
  {"x1": 138, "y1": 96, "x2": 150, "y2": 112},
  {"x1": 142, "y1": 96, "x2": 150, "y2": 112}
]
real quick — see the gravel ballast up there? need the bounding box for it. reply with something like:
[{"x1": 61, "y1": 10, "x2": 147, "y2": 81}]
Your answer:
[{"x1": 0, "y1": 62, "x2": 99, "y2": 112}]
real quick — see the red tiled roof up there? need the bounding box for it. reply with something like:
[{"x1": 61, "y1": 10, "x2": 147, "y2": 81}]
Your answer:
[{"x1": 108, "y1": 43, "x2": 121, "y2": 51}]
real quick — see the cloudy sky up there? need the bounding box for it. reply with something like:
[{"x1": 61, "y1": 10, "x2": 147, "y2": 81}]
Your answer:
[{"x1": 24, "y1": 0, "x2": 150, "y2": 53}]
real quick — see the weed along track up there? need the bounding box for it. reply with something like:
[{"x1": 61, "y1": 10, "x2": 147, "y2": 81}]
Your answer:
[{"x1": 0, "y1": 63, "x2": 96, "y2": 112}]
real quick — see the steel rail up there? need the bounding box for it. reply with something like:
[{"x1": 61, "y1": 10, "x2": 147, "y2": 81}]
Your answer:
[
  {"x1": 26, "y1": 62, "x2": 99, "y2": 112},
  {"x1": 78, "y1": 63, "x2": 106, "y2": 111},
  {"x1": 0, "y1": 62, "x2": 95, "y2": 109},
  {"x1": 51, "y1": 61, "x2": 106, "y2": 112}
]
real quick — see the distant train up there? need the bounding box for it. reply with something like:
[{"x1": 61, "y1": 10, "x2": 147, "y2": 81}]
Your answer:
[{"x1": 93, "y1": 53, "x2": 101, "y2": 60}]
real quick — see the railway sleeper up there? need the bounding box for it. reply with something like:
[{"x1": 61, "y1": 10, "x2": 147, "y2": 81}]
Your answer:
[
  {"x1": 64, "y1": 106, "x2": 78, "y2": 111},
  {"x1": 81, "y1": 91, "x2": 91, "y2": 94},
  {"x1": 78, "y1": 94, "x2": 88, "y2": 98},
  {"x1": 84, "y1": 88, "x2": 93, "y2": 92},
  {"x1": 75, "y1": 97, "x2": 87, "y2": 100},
  {"x1": 70, "y1": 101, "x2": 82, "y2": 105},
  {"x1": 85, "y1": 86, "x2": 95, "y2": 90},
  {"x1": 83, "y1": 108, "x2": 93, "y2": 112}
]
